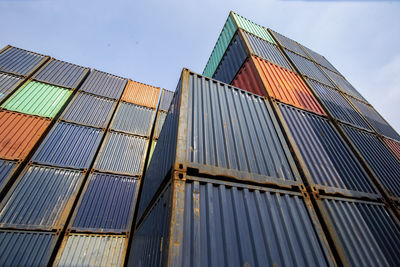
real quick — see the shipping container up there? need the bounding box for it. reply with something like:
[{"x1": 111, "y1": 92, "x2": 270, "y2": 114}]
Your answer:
[
  {"x1": 383, "y1": 138, "x2": 400, "y2": 161},
  {"x1": 213, "y1": 31, "x2": 247, "y2": 84},
  {"x1": 70, "y1": 172, "x2": 139, "y2": 233},
  {"x1": 130, "y1": 177, "x2": 336, "y2": 267},
  {"x1": 0, "y1": 110, "x2": 50, "y2": 160},
  {"x1": 233, "y1": 56, "x2": 326, "y2": 115},
  {"x1": 32, "y1": 122, "x2": 103, "y2": 169},
  {"x1": 54, "y1": 234, "x2": 127, "y2": 267},
  {"x1": 348, "y1": 97, "x2": 400, "y2": 142},
  {"x1": 154, "y1": 111, "x2": 167, "y2": 140},
  {"x1": 301, "y1": 45, "x2": 341, "y2": 75},
  {"x1": 284, "y1": 49, "x2": 334, "y2": 86},
  {"x1": 0, "y1": 230, "x2": 57, "y2": 266},
  {"x1": 1, "y1": 81, "x2": 72, "y2": 118},
  {"x1": 121, "y1": 80, "x2": 160, "y2": 109},
  {"x1": 0, "y1": 72, "x2": 23, "y2": 103},
  {"x1": 278, "y1": 103, "x2": 379, "y2": 199},
  {"x1": 60, "y1": 92, "x2": 117, "y2": 128},
  {"x1": 110, "y1": 102, "x2": 155, "y2": 137},
  {"x1": 80, "y1": 69, "x2": 127, "y2": 99},
  {"x1": 307, "y1": 78, "x2": 371, "y2": 130},
  {"x1": 32, "y1": 59, "x2": 89, "y2": 89},
  {"x1": 231, "y1": 12, "x2": 275, "y2": 44},
  {"x1": 0, "y1": 160, "x2": 18, "y2": 193},
  {"x1": 268, "y1": 29, "x2": 308, "y2": 58},
  {"x1": 159, "y1": 89, "x2": 174, "y2": 111},
  {"x1": 147, "y1": 140, "x2": 157, "y2": 169},
  {"x1": 0, "y1": 165, "x2": 84, "y2": 230},
  {"x1": 138, "y1": 70, "x2": 302, "y2": 220},
  {"x1": 94, "y1": 131, "x2": 148, "y2": 176},
  {"x1": 341, "y1": 124, "x2": 400, "y2": 199},
  {"x1": 0, "y1": 46, "x2": 48, "y2": 77},
  {"x1": 316, "y1": 196, "x2": 400, "y2": 266}
]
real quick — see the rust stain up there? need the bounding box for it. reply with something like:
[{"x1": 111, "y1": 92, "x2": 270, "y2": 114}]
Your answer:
[
  {"x1": 383, "y1": 138, "x2": 400, "y2": 161},
  {"x1": 121, "y1": 80, "x2": 160, "y2": 109}
]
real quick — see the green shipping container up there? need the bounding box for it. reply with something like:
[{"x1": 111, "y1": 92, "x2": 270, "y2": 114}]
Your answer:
[
  {"x1": 231, "y1": 12, "x2": 275, "y2": 45},
  {"x1": 1, "y1": 81, "x2": 72, "y2": 118}
]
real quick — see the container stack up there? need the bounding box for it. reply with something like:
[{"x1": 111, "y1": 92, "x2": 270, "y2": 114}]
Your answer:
[{"x1": 128, "y1": 12, "x2": 400, "y2": 266}]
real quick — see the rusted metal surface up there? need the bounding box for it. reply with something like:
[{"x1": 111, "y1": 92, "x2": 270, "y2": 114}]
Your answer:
[
  {"x1": 0, "y1": 72, "x2": 23, "y2": 102},
  {"x1": 159, "y1": 89, "x2": 174, "y2": 111},
  {"x1": 0, "y1": 110, "x2": 50, "y2": 160},
  {"x1": 0, "y1": 160, "x2": 18, "y2": 193},
  {"x1": 121, "y1": 80, "x2": 160, "y2": 109},
  {"x1": 384, "y1": 138, "x2": 400, "y2": 161},
  {"x1": 0, "y1": 165, "x2": 84, "y2": 230},
  {"x1": 80, "y1": 69, "x2": 127, "y2": 99}
]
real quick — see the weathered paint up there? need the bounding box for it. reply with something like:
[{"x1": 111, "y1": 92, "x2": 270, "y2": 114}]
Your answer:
[
  {"x1": 0, "y1": 160, "x2": 18, "y2": 193},
  {"x1": 269, "y1": 29, "x2": 308, "y2": 57},
  {"x1": 154, "y1": 111, "x2": 167, "y2": 139},
  {"x1": 0, "y1": 165, "x2": 84, "y2": 230},
  {"x1": 61, "y1": 92, "x2": 117, "y2": 128},
  {"x1": 71, "y1": 172, "x2": 139, "y2": 233},
  {"x1": 231, "y1": 12, "x2": 275, "y2": 44},
  {"x1": 383, "y1": 138, "x2": 400, "y2": 161},
  {"x1": 54, "y1": 234, "x2": 126, "y2": 267},
  {"x1": 94, "y1": 131, "x2": 148, "y2": 176},
  {"x1": 0, "y1": 110, "x2": 50, "y2": 160},
  {"x1": 32, "y1": 59, "x2": 88, "y2": 89},
  {"x1": 1, "y1": 81, "x2": 72, "y2": 118},
  {"x1": 121, "y1": 80, "x2": 160, "y2": 109},
  {"x1": 159, "y1": 89, "x2": 174, "y2": 111},
  {"x1": 0, "y1": 72, "x2": 22, "y2": 102},
  {"x1": 80, "y1": 69, "x2": 127, "y2": 99},
  {"x1": 32, "y1": 122, "x2": 103, "y2": 169},
  {"x1": 0, "y1": 46, "x2": 48, "y2": 76},
  {"x1": 0, "y1": 230, "x2": 56, "y2": 266},
  {"x1": 111, "y1": 102, "x2": 155, "y2": 137}
]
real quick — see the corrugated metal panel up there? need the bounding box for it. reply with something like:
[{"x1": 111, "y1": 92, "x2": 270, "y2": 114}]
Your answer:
[
  {"x1": 0, "y1": 46, "x2": 47, "y2": 76},
  {"x1": 213, "y1": 32, "x2": 247, "y2": 84},
  {"x1": 0, "y1": 165, "x2": 84, "y2": 230},
  {"x1": 341, "y1": 124, "x2": 400, "y2": 199},
  {"x1": 80, "y1": 69, "x2": 127, "y2": 99},
  {"x1": 307, "y1": 78, "x2": 371, "y2": 130},
  {"x1": 1, "y1": 81, "x2": 72, "y2": 118},
  {"x1": 71, "y1": 172, "x2": 139, "y2": 233},
  {"x1": 243, "y1": 30, "x2": 293, "y2": 70},
  {"x1": 147, "y1": 140, "x2": 157, "y2": 169},
  {"x1": 0, "y1": 160, "x2": 18, "y2": 192},
  {"x1": 279, "y1": 103, "x2": 378, "y2": 198},
  {"x1": 32, "y1": 59, "x2": 88, "y2": 88},
  {"x1": 301, "y1": 45, "x2": 341, "y2": 74},
  {"x1": 202, "y1": 14, "x2": 237, "y2": 77},
  {"x1": 0, "y1": 230, "x2": 56, "y2": 266},
  {"x1": 154, "y1": 111, "x2": 167, "y2": 139},
  {"x1": 159, "y1": 89, "x2": 174, "y2": 111},
  {"x1": 319, "y1": 197, "x2": 400, "y2": 266},
  {"x1": 111, "y1": 102, "x2": 155, "y2": 137},
  {"x1": 285, "y1": 49, "x2": 334, "y2": 86},
  {"x1": 269, "y1": 29, "x2": 308, "y2": 57},
  {"x1": 32, "y1": 122, "x2": 103, "y2": 169},
  {"x1": 384, "y1": 138, "x2": 400, "y2": 161},
  {"x1": 121, "y1": 80, "x2": 160, "y2": 109},
  {"x1": 54, "y1": 234, "x2": 126, "y2": 267},
  {"x1": 251, "y1": 56, "x2": 326, "y2": 115},
  {"x1": 0, "y1": 72, "x2": 22, "y2": 102},
  {"x1": 61, "y1": 92, "x2": 116, "y2": 128},
  {"x1": 0, "y1": 110, "x2": 50, "y2": 160},
  {"x1": 95, "y1": 131, "x2": 148, "y2": 176},
  {"x1": 231, "y1": 12, "x2": 275, "y2": 44},
  {"x1": 348, "y1": 97, "x2": 400, "y2": 142}
]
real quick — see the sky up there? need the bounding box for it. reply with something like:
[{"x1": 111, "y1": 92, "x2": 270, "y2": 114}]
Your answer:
[{"x1": 1, "y1": 0, "x2": 399, "y2": 132}]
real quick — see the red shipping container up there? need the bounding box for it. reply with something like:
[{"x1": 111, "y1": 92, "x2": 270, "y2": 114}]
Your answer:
[{"x1": 384, "y1": 138, "x2": 400, "y2": 161}]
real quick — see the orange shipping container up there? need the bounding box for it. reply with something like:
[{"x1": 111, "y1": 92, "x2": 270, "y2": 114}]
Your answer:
[
  {"x1": 384, "y1": 138, "x2": 400, "y2": 161},
  {"x1": 0, "y1": 111, "x2": 50, "y2": 160},
  {"x1": 121, "y1": 80, "x2": 160, "y2": 109}
]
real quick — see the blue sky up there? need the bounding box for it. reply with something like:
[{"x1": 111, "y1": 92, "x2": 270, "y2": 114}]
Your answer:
[{"x1": 1, "y1": 0, "x2": 399, "y2": 132}]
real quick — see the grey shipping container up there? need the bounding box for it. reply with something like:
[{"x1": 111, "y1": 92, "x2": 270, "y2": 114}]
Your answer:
[
  {"x1": 70, "y1": 172, "x2": 139, "y2": 233},
  {"x1": 94, "y1": 131, "x2": 148, "y2": 176},
  {"x1": 32, "y1": 122, "x2": 104, "y2": 169},
  {"x1": 316, "y1": 196, "x2": 400, "y2": 266},
  {"x1": 79, "y1": 69, "x2": 127, "y2": 99},
  {"x1": 130, "y1": 176, "x2": 336, "y2": 267},
  {"x1": 32, "y1": 59, "x2": 89, "y2": 89},
  {"x1": 268, "y1": 29, "x2": 308, "y2": 58},
  {"x1": 0, "y1": 160, "x2": 18, "y2": 193},
  {"x1": 0, "y1": 45, "x2": 48, "y2": 77},
  {"x1": 54, "y1": 234, "x2": 127, "y2": 267},
  {"x1": 213, "y1": 32, "x2": 247, "y2": 84},
  {"x1": 348, "y1": 97, "x2": 400, "y2": 142},
  {"x1": 0, "y1": 72, "x2": 23, "y2": 102},
  {"x1": 0, "y1": 230, "x2": 57, "y2": 266},
  {"x1": 154, "y1": 110, "x2": 167, "y2": 139},
  {"x1": 277, "y1": 103, "x2": 379, "y2": 199},
  {"x1": 341, "y1": 124, "x2": 400, "y2": 199},
  {"x1": 138, "y1": 69, "x2": 302, "y2": 221},
  {"x1": 110, "y1": 102, "x2": 155, "y2": 137},
  {"x1": 159, "y1": 89, "x2": 174, "y2": 111},
  {"x1": 301, "y1": 45, "x2": 341, "y2": 75},
  {"x1": 307, "y1": 78, "x2": 371, "y2": 131},
  {"x1": 0, "y1": 165, "x2": 84, "y2": 230},
  {"x1": 61, "y1": 92, "x2": 117, "y2": 128}
]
